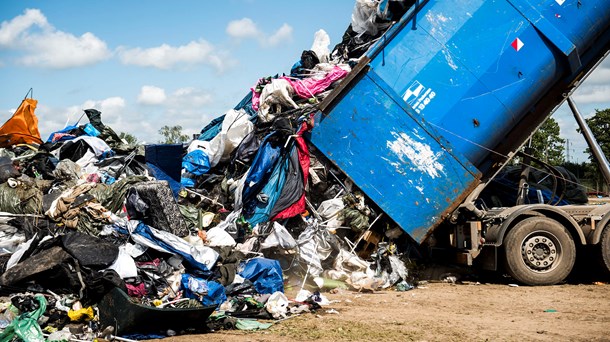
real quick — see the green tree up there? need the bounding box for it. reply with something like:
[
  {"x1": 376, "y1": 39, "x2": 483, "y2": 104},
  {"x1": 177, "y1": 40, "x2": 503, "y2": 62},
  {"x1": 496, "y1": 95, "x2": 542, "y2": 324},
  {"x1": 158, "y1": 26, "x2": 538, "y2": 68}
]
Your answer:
[
  {"x1": 580, "y1": 108, "x2": 610, "y2": 193},
  {"x1": 158, "y1": 125, "x2": 189, "y2": 144},
  {"x1": 529, "y1": 117, "x2": 565, "y2": 165},
  {"x1": 119, "y1": 132, "x2": 138, "y2": 145},
  {"x1": 583, "y1": 108, "x2": 610, "y2": 162}
]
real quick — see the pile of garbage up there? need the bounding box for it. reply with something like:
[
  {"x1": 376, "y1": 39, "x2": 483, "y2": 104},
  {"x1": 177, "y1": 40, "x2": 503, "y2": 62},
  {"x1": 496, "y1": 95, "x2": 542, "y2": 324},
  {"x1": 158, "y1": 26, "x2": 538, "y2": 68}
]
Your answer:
[{"x1": 0, "y1": 1, "x2": 419, "y2": 340}]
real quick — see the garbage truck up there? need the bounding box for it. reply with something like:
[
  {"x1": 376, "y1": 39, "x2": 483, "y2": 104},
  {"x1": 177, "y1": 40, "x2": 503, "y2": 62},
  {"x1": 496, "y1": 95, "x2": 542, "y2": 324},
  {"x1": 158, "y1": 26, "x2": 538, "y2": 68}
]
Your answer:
[{"x1": 309, "y1": 0, "x2": 610, "y2": 285}]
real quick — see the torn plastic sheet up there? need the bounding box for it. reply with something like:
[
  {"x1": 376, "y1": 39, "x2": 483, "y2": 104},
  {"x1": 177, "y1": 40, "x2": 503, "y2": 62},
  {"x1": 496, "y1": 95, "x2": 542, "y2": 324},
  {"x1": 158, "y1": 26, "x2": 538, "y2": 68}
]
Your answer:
[
  {"x1": 205, "y1": 226, "x2": 237, "y2": 247},
  {"x1": 296, "y1": 223, "x2": 334, "y2": 277},
  {"x1": 187, "y1": 109, "x2": 253, "y2": 169},
  {"x1": 322, "y1": 249, "x2": 385, "y2": 290},
  {"x1": 317, "y1": 198, "x2": 345, "y2": 229},
  {"x1": 60, "y1": 136, "x2": 113, "y2": 158},
  {"x1": 181, "y1": 274, "x2": 227, "y2": 307},
  {"x1": 181, "y1": 150, "x2": 211, "y2": 177},
  {"x1": 386, "y1": 254, "x2": 409, "y2": 288},
  {"x1": 235, "y1": 319, "x2": 273, "y2": 331},
  {"x1": 213, "y1": 209, "x2": 242, "y2": 238},
  {"x1": 258, "y1": 79, "x2": 299, "y2": 123},
  {"x1": 5, "y1": 233, "x2": 37, "y2": 270},
  {"x1": 264, "y1": 291, "x2": 289, "y2": 319},
  {"x1": 106, "y1": 245, "x2": 138, "y2": 279},
  {"x1": 0, "y1": 294, "x2": 46, "y2": 342},
  {"x1": 283, "y1": 65, "x2": 349, "y2": 99},
  {"x1": 260, "y1": 222, "x2": 297, "y2": 250},
  {"x1": 351, "y1": 0, "x2": 392, "y2": 36},
  {"x1": 0, "y1": 223, "x2": 26, "y2": 254},
  {"x1": 239, "y1": 258, "x2": 284, "y2": 294},
  {"x1": 311, "y1": 29, "x2": 331, "y2": 63},
  {"x1": 126, "y1": 220, "x2": 218, "y2": 273}
]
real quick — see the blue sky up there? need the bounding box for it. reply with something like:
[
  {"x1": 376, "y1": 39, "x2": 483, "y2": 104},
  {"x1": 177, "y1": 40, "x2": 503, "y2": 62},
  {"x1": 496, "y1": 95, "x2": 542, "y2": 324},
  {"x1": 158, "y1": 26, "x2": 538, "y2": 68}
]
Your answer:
[{"x1": 0, "y1": 0, "x2": 609, "y2": 163}]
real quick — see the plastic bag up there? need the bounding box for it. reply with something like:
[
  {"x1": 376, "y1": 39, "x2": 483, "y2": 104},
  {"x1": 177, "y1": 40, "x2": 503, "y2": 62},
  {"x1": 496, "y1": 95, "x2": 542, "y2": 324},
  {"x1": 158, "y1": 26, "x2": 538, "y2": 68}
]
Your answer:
[
  {"x1": 260, "y1": 222, "x2": 297, "y2": 250},
  {"x1": 351, "y1": 0, "x2": 379, "y2": 35},
  {"x1": 187, "y1": 109, "x2": 253, "y2": 168},
  {"x1": 0, "y1": 295, "x2": 47, "y2": 342},
  {"x1": 258, "y1": 79, "x2": 299, "y2": 122},
  {"x1": 317, "y1": 198, "x2": 345, "y2": 229},
  {"x1": 205, "y1": 227, "x2": 237, "y2": 247},
  {"x1": 67, "y1": 307, "x2": 94, "y2": 322},
  {"x1": 106, "y1": 246, "x2": 138, "y2": 279},
  {"x1": 310, "y1": 29, "x2": 331, "y2": 63},
  {"x1": 181, "y1": 274, "x2": 227, "y2": 307},
  {"x1": 264, "y1": 291, "x2": 289, "y2": 319},
  {"x1": 182, "y1": 149, "x2": 211, "y2": 176}
]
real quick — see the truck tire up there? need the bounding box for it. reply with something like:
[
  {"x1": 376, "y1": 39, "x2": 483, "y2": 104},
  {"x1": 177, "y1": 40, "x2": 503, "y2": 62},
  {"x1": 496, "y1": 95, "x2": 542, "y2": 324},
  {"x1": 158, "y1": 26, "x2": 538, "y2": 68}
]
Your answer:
[
  {"x1": 598, "y1": 225, "x2": 610, "y2": 275},
  {"x1": 504, "y1": 217, "x2": 575, "y2": 285}
]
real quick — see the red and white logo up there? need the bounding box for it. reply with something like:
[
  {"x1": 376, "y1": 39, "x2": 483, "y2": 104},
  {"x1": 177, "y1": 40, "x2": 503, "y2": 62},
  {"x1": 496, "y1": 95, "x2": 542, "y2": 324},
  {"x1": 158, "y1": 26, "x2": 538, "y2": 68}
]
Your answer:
[{"x1": 511, "y1": 38, "x2": 524, "y2": 52}]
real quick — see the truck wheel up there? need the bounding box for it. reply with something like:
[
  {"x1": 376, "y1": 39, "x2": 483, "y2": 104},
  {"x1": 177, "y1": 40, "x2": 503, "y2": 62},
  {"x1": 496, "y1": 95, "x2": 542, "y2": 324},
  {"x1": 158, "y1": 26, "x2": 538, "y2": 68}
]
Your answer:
[
  {"x1": 504, "y1": 217, "x2": 575, "y2": 285},
  {"x1": 598, "y1": 225, "x2": 610, "y2": 275}
]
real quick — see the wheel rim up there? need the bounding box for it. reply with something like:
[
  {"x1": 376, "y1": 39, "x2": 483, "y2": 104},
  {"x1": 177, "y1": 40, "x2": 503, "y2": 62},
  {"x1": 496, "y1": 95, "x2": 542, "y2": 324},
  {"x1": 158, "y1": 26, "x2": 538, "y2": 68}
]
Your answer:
[{"x1": 520, "y1": 230, "x2": 563, "y2": 273}]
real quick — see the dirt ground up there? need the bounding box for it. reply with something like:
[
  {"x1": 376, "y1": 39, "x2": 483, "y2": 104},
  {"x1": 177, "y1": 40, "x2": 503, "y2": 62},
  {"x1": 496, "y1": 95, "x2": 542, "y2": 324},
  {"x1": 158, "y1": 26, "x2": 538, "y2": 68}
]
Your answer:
[
  {"x1": 154, "y1": 197, "x2": 610, "y2": 342},
  {"x1": 155, "y1": 279, "x2": 610, "y2": 342}
]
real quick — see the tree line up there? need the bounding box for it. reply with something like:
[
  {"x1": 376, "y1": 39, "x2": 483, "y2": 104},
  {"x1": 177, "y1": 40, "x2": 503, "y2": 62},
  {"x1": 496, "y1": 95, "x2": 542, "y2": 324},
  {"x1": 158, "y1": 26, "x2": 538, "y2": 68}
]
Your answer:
[{"x1": 529, "y1": 109, "x2": 609, "y2": 194}]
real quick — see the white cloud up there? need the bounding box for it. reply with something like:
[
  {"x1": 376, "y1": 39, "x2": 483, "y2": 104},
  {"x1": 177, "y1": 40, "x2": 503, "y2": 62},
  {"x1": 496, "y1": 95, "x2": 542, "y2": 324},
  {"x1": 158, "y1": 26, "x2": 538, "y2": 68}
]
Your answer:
[
  {"x1": 584, "y1": 57, "x2": 610, "y2": 85},
  {"x1": 0, "y1": 8, "x2": 111, "y2": 68},
  {"x1": 168, "y1": 87, "x2": 213, "y2": 108},
  {"x1": 586, "y1": 67, "x2": 610, "y2": 85},
  {"x1": 572, "y1": 85, "x2": 610, "y2": 104},
  {"x1": 138, "y1": 86, "x2": 167, "y2": 105},
  {"x1": 226, "y1": 18, "x2": 293, "y2": 47},
  {"x1": 0, "y1": 8, "x2": 48, "y2": 45},
  {"x1": 226, "y1": 18, "x2": 261, "y2": 39},
  {"x1": 80, "y1": 97, "x2": 126, "y2": 122},
  {"x1": 265, "y1": 23, "x2": 293, "y2": 47},
  {"x1": 118, "y1": 40, "x2": 232, "y2": 72}
]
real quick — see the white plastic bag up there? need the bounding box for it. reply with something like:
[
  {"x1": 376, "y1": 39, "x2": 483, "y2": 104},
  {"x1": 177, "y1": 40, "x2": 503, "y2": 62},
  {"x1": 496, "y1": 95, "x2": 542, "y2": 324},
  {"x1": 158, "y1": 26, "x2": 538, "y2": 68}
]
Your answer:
[
  {"x1": 260, "y1": 222, "x2": 297, "y2": 250},
  {"x1": 187, "y1": 109, "x2": 253, "y2": 168},
  {"x1": 310, "y1": 29, "x2": 330, "y2": 63},
  {"x1": 205, "y1": 226, "x2": 236, "y2": 247},
  {"x1": 258, "y1": 79, "x2": 299, "y2": 122},
  {"x1": 265, "y1": 291, "x2": 289, "y2": 319},
  {"x1": 107, "y1": 246, "x2": 138, "y2": 279},
  {"x1": 317, "y1": 198, "x2": 345, "y2": 229}
]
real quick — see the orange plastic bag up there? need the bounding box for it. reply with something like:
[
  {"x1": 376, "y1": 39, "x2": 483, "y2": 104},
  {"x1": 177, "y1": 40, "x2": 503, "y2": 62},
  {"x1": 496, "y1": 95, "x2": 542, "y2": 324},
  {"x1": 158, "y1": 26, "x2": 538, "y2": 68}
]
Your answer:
[{"x1": 0, "y1": 98, "x2": 42, "y2": 147}]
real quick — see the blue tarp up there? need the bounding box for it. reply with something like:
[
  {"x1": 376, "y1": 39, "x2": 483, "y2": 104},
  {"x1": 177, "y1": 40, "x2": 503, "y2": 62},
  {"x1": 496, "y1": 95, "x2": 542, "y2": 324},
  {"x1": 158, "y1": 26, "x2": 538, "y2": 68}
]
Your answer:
[
  {"x1": 182, "y1": 150, "x2": 210, "y2": 176},
  {"x1": 241, "y1": 132, "x2": 283, "y2": 205},
  {"x1": 198, "y1": 115, "x2": 225, "y2": 141},
  {"x1": 181, "y1": 274, "x2": 227, "y2": 308},
  {"x1": 82, "y1": 123, "x2": 100, "y2": 137},
  {"x1": 145, "y1": 144, "x2": 183, "y2": 182},
  {"x1": 238, "y1": 258, "x2": 284, "y2": 294},
  {"x1": 146, "y1": 163, "x2": 182, "y2": 197},
  {"x1": 46, "y1": 124, "x2": 79, "y2": 142},
  {"x1": 243, "y1": 148, "x2": 291, "y2": 227},
  {"x1": 181, "y1": 150, "x2": 211, "y2": 188},
  {"x1": 132, "y1": 222, "x2": 213, "y2": 274}
]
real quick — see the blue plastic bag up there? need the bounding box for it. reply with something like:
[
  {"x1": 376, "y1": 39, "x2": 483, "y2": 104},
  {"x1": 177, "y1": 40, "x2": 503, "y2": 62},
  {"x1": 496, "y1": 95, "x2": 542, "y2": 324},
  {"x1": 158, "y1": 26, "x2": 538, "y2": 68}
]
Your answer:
[
  {"x1": 238, "y1": 258, "x2": 284, "y2": 294},
  {"x1": 180, "y1": 274, "x2": 226, "y2": 308}
]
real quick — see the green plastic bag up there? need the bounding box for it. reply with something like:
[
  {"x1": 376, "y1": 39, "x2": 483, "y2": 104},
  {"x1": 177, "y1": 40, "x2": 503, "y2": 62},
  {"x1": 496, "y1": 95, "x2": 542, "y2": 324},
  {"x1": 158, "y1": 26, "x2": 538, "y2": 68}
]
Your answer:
[{"x1": 0, "y1": 295, "x2": 47, "y2": 342}]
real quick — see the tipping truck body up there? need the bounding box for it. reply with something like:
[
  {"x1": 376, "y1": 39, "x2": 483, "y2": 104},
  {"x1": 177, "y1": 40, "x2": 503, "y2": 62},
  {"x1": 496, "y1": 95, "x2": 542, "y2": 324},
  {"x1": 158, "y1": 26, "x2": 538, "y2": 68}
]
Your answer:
[{"x1": 309, "y1": 0, "x2": 610, "y2": 285}]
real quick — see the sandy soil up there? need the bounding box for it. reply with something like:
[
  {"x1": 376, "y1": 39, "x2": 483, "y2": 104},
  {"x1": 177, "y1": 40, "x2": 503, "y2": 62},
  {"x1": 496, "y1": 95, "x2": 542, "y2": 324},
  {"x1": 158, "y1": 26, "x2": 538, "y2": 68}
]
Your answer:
[{"x1": 154, "y1": 280, "x2": 610, "y2": 342}]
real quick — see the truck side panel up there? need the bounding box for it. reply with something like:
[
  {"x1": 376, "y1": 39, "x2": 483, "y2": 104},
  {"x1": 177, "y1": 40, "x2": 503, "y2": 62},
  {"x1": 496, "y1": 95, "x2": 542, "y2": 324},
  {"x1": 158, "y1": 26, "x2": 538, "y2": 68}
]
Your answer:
[
  {"x1": 310, "y1": 71, "x2": 480, "y2": 243},
  {"x1": 366, "y1": 0, "x2": 610, "y2": 169},
  {"x1": 311, "y1": 0, "x2": 610, "y2": 241}
]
